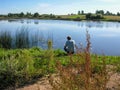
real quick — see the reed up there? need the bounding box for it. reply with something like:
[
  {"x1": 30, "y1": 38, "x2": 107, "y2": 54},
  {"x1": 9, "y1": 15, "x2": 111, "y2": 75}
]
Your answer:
[
  {"x1": 0, "y1": 31, "x2": 12, "y2": 49},
  {"x1": 15, "y1": 27, "x2": 30, "y2": 48},
  {"x1": 0, "y1": 27, "x2": 48, "y2": 49}
]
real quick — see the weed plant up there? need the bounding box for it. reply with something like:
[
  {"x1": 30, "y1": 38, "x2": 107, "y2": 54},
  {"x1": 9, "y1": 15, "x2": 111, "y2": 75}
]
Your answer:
[
  {"x1": 0, "y1": 47, "x2": 56, "y2": 89},
  {"x1": 49, "y1": 31, "x2": 113, "y2": 90}
]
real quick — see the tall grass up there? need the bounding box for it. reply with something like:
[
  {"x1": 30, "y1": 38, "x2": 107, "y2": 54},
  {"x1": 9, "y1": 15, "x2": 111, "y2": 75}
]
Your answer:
[
  {"x1": 0, "y1": 31, "x2": 12, "y2": 49},
  {"x1": 0, "y1": 47, "x2": 57, "y2": 89},
  {"x1": 0, "y1": 49, "x2": 36, "y2": 89},
  {"x1": 49, "y1": 31, "x2": 111, "y2": 90},
  {"x1": 15, "y1": 27, "x2": 30, "y2": 48},
  {"x1": 0, "y1": 27, "x2": 50, "y2": 49},
  {"x1": 84, "y1": 30, "x2": 91, "y2": 89}
]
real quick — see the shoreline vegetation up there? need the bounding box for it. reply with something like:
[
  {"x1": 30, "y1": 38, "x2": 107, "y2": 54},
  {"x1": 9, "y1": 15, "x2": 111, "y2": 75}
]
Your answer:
[
  {"x1": 0, "y1": 31, "x2": 120, "y2": 89},
  {"x1": 0, "y1": 14, "x2": 120, "y2": 22},
  {"x1": 0, "y1": 10, "x2": 120, "y2": 22},
  {"x1": 0, "y1": 46, "x2": 120, "y2": 90}
]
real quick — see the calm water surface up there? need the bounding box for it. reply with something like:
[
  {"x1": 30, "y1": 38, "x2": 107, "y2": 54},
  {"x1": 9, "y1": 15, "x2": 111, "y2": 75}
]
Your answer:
[{"x1": 0, "y1": 19, "x2": 120, "y2": 56}]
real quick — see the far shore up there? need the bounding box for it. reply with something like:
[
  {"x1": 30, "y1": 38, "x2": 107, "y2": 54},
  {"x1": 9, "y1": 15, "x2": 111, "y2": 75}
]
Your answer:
[{"x1": 0, "y1": 14, "x2": 120, "y2": 22}]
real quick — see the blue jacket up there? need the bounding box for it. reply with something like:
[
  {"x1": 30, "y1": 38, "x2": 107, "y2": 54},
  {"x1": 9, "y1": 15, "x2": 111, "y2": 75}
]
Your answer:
[{"x1": 64, "y1": 40, "x2": 75, "y2": 52}]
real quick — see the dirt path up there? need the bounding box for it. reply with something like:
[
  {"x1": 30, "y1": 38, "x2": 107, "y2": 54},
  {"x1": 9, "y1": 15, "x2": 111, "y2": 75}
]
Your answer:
[
  {"x1": 16, "y1": 73, "x2": 120, "y2": 90},
  {"x1": 106, "y1": 73, "x2": 120, "y2": 90},
  {"x1": 17, "y1": 77, "x2": 52, "y2": 90}
]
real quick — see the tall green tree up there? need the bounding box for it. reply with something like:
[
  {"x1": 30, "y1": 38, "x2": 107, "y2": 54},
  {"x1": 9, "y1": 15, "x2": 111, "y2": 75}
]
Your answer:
[
  {"x1": 81, "y1": 10, "x2": 84, "y2": 15},
  {"x1": 8, "y1": 13, "x2": 13, "y2": 17},
  {"x1": 105, "y1": 11, "x2": 113, "y2": 15},
  {"x1": 117, "y1": 12, "x2": 120, "y2": 16},
  {"x1": 26, "y1": 12, "x2": 32, "y2": 17},
  {"x1": 49, "y1": 14, "x2": 56, "y2": 18},
  {"x1": 33, "y1": 12, "x2": 39, "y2": 17},
  {"x1": 96, "y1": 10, "x2": 104, "y2": 15},
  {"x1": 86, "y1": 13, "x2": 92, "y2": 19},
  {"x1": 19, "y1": 12, "x2": 24, "y2": 17},
  {"x1": 78, "y1": 11, "x2": 80, "y2": 15}
]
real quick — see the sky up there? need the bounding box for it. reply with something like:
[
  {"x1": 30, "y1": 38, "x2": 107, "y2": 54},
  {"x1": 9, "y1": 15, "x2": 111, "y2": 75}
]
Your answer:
[{"x1": 0, "y1": 0, "x2": 120, "y2": 15}]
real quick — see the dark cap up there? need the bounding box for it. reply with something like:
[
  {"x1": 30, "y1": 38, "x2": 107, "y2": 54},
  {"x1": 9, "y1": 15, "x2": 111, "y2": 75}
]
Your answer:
[{"x1": 67, "y1": 36, "x2": 71, "y2": 40}]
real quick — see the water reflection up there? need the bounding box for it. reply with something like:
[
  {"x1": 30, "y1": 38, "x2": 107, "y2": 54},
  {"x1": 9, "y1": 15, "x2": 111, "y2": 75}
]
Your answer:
[
  {"x1": 20, "y1": 20, "x2": 24, "y2": 24},
  {"x1": 8, "y1": 19, "x2": 18, "y2": 22},
  {"x1": 5, "y1": 19, "x2": 120, "y2": 28},
  {"x1": 27, "y1": 20, "x2": 31, "y2": 24},
  {"x1": 34, "y1": 20, "x2": 39, "y2": 24}
]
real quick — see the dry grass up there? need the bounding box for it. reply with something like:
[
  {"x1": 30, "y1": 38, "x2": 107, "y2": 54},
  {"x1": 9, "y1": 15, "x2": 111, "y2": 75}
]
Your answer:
[
  {"x1": 104, "y1": 15, "x2": 120, "y2": 21},
  {"x1": 59, "y1": 15, "x2": 86, "y2": 20},
  {"x1": 49, "y1": 31, "x2": 111, "y2": 90},
  {"x1": 59, "y1": 15, "x2": 120, "y2": 21}
]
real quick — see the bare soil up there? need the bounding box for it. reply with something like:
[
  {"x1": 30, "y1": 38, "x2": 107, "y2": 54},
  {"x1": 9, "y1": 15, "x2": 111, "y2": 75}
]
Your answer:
[{"x1": 15, "y1": 72, "x2": 120, "y2": 90}]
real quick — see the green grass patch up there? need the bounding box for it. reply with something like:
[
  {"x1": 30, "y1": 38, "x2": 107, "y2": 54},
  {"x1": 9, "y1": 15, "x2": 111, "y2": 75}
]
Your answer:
[{"x1": 0, "y1": 47, "x2": 120, "y2": 89}]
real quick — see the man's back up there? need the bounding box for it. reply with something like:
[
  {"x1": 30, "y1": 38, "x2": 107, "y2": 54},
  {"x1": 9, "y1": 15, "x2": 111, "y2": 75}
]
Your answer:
[{"x1": 65, "y1": 40, "x2": 75, "y2": 53}]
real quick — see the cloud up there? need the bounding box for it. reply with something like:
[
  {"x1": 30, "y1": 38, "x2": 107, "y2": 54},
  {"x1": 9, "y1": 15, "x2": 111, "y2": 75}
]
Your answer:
[
  {"x1": 98, "y1": 0, "x2": 119, "y2": 3},
  {"x1": 37, "y1": 3, "x2": 51, "y2": 8},
  {"x1": 98, "y1": 34, "x2": 118, "y2": 37},
  {"x1": 31, "y1": 1, "x2": 120, "y2": 15},
  {"x1": 33, "y1": 2, "x2": 93, "y2": 14},
  {"x1": 33, "y1": 3, "x2": 53, "y2": 13}
]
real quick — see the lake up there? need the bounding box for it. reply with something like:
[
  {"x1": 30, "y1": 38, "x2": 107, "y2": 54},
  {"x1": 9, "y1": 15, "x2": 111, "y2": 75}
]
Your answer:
[{"x1": 0, "y1": 19, "x2": 120, "y2": 56}]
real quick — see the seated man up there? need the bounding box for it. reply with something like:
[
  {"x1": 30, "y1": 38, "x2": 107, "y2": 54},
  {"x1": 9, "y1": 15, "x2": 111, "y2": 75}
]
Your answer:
[{"x1": 64, "y1": 36, "x2": 77, "y2": 54}]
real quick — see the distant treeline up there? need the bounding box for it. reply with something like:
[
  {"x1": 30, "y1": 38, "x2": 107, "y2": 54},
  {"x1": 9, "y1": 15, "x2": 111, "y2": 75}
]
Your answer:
[
  {"x1": 0, "y1": 10, "x2": 120, "y2": 21},
  {"x1": 0, "y1": 12, "x2": 59, "y2": 19},
  {"x1": 76, "y1": 10, "x2": 120, "y2": 20},
  {"x1": 77, "y1": 10, "x2": 120, "y2": 16}
]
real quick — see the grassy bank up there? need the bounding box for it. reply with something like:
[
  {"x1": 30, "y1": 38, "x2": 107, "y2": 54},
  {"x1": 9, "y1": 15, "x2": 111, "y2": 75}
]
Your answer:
[
  {"x1": 0, "y1": 47, "x2": 57, "y2": 89},
  {"x1": 0, "y1": 43, "x2": 120, "y2": 90}
]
